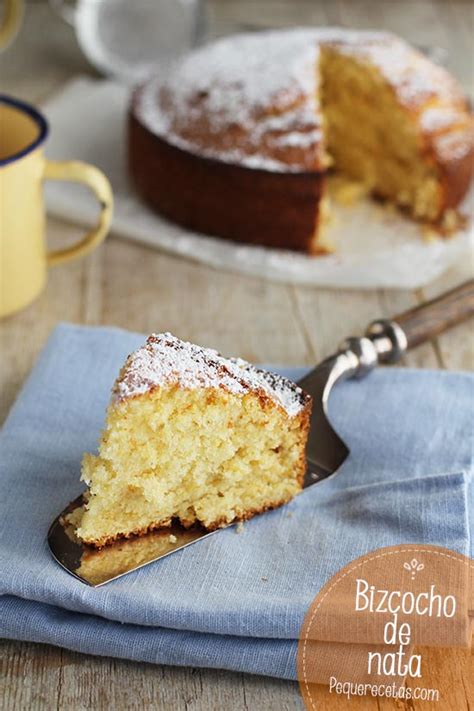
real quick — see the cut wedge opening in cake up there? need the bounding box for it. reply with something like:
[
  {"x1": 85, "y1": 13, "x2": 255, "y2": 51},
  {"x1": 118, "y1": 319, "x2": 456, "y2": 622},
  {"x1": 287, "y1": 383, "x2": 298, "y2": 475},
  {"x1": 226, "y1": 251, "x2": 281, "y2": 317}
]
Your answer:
[
  {"x1": 70, "y1": 334, "x2": 312, "y2": 548},
  {"x1": 321, "y1": 47, "x2": 442, "y2": 223}
]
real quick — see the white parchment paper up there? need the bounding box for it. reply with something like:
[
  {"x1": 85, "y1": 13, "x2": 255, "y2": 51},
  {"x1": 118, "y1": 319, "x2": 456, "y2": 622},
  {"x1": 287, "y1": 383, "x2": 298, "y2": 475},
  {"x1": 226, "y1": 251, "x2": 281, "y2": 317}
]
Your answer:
[{"x1": 43, "y1": 77, "x2": 473, "y2": 289}]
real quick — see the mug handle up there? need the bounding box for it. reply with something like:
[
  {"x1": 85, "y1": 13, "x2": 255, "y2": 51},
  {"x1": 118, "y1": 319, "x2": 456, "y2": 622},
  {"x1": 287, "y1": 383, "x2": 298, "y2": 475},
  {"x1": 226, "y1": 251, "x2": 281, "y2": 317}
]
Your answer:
[
  {"x1": 44, "y1": 160, "x2": 113, "y2": 267},
  {"x1": 0, "y1": 0, "x2": 24, "y2": 50}
]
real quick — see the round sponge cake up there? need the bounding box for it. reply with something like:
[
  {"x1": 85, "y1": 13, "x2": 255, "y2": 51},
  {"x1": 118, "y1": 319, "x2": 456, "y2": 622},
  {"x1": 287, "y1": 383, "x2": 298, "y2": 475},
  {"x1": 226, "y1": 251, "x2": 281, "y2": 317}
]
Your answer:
[{"x1": 129, "y1": 28, "x2": 473, "y2": 253}]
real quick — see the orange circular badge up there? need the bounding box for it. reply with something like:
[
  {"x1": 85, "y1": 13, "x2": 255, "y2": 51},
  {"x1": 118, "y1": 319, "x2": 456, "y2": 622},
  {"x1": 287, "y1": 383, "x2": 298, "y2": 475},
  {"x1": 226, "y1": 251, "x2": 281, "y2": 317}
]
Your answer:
[{"x1": 297, "y1": 544, "x2": 473, "y2": 709}]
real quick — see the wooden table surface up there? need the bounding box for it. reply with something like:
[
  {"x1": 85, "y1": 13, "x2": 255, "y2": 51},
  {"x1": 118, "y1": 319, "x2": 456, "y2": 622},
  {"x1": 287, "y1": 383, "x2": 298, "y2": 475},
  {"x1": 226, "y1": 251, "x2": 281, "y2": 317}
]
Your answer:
[{"x1": 0, "y1": 1, "x2": 472, "y2": 709}]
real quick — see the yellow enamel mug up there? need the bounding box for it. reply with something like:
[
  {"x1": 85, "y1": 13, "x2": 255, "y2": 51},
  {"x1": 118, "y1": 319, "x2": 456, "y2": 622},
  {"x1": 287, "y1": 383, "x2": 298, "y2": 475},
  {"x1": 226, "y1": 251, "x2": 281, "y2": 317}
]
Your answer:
[
  {"x1": 0, "y1": 95, "x2": 113, "y2": 318},
  {"x1": 0, "y1": 0, "x2": 23, "y2": 50}
]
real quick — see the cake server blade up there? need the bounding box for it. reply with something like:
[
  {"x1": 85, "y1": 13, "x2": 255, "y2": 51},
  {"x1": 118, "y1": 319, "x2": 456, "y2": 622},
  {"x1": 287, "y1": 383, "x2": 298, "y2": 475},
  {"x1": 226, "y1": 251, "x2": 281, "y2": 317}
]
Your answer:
[
  {"x1": 48, "y1": 495, "x2": 222, "y2": 587},
  {"x1": 48, "y1": 281, "x2": 474, "y2": 586}
]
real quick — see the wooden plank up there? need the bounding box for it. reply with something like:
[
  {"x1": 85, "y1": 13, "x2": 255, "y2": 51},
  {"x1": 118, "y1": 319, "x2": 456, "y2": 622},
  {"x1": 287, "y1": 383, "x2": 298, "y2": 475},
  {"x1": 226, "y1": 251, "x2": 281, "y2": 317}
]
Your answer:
[
  {"x1": 0, "y1": 640, "x2": 304, "y2": 711},
  {"x1": 100, "y1": 238, "x2": 313, "y2": 366},
  {"x1": 292, "y1": 287, "x2": 381, "y2": 362},
  {"x1": 293, "y1": 286, "x2": 441, "y2": 369},
  {"x1": 0, "y1": 640, "x2": 63, "y2": 710},
  {"x1": 81, "y1": 247, "x2": 105, "y2": 326}
]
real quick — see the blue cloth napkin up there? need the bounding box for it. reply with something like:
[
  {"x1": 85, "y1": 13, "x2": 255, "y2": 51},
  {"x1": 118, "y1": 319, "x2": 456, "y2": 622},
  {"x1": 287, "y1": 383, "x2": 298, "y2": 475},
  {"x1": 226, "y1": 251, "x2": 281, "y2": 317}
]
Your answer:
[{"x1": 0, "y1": 324, "x2": 472, "y2": 679}]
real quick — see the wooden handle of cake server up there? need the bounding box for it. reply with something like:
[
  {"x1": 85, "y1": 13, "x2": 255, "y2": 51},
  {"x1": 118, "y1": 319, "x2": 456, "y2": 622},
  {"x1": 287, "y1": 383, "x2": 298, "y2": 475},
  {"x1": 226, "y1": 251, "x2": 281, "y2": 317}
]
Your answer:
[{"x1": 394, "y1": 280, "x2": 474, "y2": 349}]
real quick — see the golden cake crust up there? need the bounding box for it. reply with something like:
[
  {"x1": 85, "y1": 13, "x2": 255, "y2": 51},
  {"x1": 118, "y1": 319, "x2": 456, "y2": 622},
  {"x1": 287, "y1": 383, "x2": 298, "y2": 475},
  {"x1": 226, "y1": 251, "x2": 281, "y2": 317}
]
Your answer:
[
  {"x1": 129, "y1": 28, "x2": 473, "y2": 252},
  {"x1": 128, "y1": 118, "x2": 328, "y2": 253}
]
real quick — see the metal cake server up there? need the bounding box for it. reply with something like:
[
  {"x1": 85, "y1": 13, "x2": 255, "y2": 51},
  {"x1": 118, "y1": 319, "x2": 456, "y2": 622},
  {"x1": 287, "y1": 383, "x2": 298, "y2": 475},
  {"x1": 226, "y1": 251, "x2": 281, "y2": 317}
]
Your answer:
[{"x1": 49, "y1": 280, "x2": 474, "y2": 586}]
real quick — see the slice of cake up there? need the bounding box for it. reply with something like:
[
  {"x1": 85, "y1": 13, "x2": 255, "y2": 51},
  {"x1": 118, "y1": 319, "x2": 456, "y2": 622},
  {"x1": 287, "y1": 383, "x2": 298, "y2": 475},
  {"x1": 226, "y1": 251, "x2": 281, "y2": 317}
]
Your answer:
[{"x1": 71, "y1": 334, "x2": 312, "y2": 548}]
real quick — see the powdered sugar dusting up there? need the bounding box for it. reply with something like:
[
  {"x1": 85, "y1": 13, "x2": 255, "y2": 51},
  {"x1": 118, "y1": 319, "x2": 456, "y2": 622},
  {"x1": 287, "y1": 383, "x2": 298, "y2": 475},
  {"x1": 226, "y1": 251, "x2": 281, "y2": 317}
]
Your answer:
[
  {"x1": 113, "y1": 333, "x2": 310, "y2": 417},
  {"x1": 332, "y1": 35, "x2": 465, "y2": 107},
  {"x1": 421, "y1": 106, "x2": 469, "y2": 133},
  {"x1": 138, "y1": 29, "x2": 318, "y2": 127},
  {"x1": 434, "y1": 130, "x2": 474, "y2": 162},
  {"x1": 136, "y1": 29, "x2": 324, "y2": 172}
]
